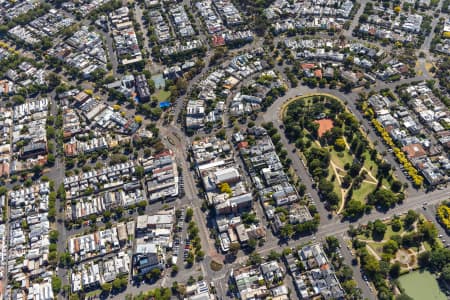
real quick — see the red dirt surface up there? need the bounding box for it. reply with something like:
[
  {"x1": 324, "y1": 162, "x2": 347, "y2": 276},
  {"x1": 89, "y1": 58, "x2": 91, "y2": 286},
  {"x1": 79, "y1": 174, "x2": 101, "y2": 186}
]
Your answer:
[{"x1": 314, "y1": 118, "x2": 334, "y2": 137}]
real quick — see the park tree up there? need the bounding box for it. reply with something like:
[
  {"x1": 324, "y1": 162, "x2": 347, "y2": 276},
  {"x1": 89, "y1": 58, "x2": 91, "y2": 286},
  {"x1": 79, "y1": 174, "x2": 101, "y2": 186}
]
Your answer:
[
  {"x1": 391, "y1": 180, "x2": 403, "y2": 192},
  {"x1": 368, "y1": 189, "x2": 398, "y2": 209},
  {"x1": 348, "y1": 162, "x2": 362, "y2": 177},
  {"x1": 362, "y1": 253, "x2": 380, "y2": 277},
  {"x1": 418, "y1": 251, "x2": 430, "y2": 268},
  {"x1": 391, "y1": 216, "x2": 402, "y2": 232},
  {"x1": 334, "y1": 137, "x2": 346, "y2": 152},
  {"x1": 419, "y1": 221, "x2": 438, "y2": 244},
  {"x1": 441, "y1": 264, "x2": 450, "y2": 284},
  {"x1": 389, "y1": 262, "x2": 401, "y2": 278},
  {"x1": 344, "y1": 200, "x2": 365, "y2": 219},
  {"x1": 403, "y1": 210, "x2": 419, "y2": 229},
  {"x1": 401, "y1": 232, "x2": 422, "y2": 248},
  {"x1": 319, "y1": 179, "x2": 334, "y2": 194},
  {"x1": 324, "y1": 191, "x2": 340, "y2": 207},
  {"x1": 379, "y1": 260, "x2": 390, "y2": 276},
  {"x1": 372, "y1": 220, "x2": 387, "y2": 240},
  {"x1": 378, "y1": 162, "x2": 392, "y2": 178},
  {"x1": 382, "y1": 240, "x2": 399, "y2": 256},
  {"x1": 336, "y1": 265, "x2": 353, "y2": 282},
  {"x1": 342, "y1": 175, "x2": 352, "y2": 188},
  {"x1": 429, "y1": 248, "x2": 450, "y2": 271},
  {"x1": 419, "y1": 221, "x2": 438, "y2": 243}
]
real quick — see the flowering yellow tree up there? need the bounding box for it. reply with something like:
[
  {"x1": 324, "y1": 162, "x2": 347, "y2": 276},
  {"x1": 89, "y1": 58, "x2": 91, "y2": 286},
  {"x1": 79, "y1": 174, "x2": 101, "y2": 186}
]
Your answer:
[
  {"x1": 437, "y1": 205, "x2": 450, "y2": 230},
  {"x1": 371, "y1": 119, "x2": 423, "y2": 188}
]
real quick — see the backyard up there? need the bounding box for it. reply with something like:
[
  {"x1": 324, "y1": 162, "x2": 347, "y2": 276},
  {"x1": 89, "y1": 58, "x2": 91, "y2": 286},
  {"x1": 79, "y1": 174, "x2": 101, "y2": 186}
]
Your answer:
[{"x1": 153, "y1": 89, "x2": 171, "y2": 102}]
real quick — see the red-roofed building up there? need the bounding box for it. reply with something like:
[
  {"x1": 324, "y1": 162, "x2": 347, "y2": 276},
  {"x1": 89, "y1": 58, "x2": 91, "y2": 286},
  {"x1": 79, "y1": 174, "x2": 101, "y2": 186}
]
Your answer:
[
  {"x1": 64, "y1": 143, "x2": 78, "y2": 157},
  {"x1": 154, "y1": 149, "x2": 172, "y2": 158},
  {"x1": 237, "y1": 141, "x2": 249, "y2": 149},
  {"x1": 301, "y1": 63, "x2": 316, "y2": 70},
  {"x1": 212, "y1": 35, "x2": 225, "y2": 47},
  {"x1": 0, "y1": 162, "x2": 9, "y2": 177},
  {"x1": 402, "y1": 143, "x2": 427, "y2": 159},
  {"x1": 314, "y1": 69, "x2": 322, "y2": 79},
  {"x1": 398, "y1": 65, "x2": 409, "y2": 74}
]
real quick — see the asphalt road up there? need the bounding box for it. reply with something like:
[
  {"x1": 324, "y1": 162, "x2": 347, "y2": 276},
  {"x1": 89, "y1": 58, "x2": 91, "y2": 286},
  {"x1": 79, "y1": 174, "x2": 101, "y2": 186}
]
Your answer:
[{"x1": 337, "y1": 234, "x2": 376, "y2": 300}]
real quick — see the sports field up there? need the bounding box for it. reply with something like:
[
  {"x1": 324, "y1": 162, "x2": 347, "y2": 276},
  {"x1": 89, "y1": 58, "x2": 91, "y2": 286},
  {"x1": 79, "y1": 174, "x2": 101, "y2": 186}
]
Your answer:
[{"x1": 398, "y1": 270, "x2": 446, "y2": 300}]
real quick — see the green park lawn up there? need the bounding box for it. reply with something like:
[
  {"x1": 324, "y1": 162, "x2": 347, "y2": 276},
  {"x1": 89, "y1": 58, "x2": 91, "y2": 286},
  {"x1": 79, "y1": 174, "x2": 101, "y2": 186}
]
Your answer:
[
  {"x1": 325, "y1": 147, "x2": 378, "y2": 205},
  {"x1": 362, "y1": 151, "x2": 379, "y2": 175},
  {"x1": 367, "y1": 241, "x2": 384, "y2": 257},
  {"x1": 357, "y1": 219, "x2": 406, "y2": 242},
  {"x1": 329, "y1": 148, "x2": 353, "y2": 170},
  {"x1": 399, "y1": 270, "x2": 446, "y2": 300},
  {"x1": 383, "y1": 222, "x2": 402, "y2": 241},
  {"x1": 351, "y1": 181, "x2": 377, "y2": 204},
  {"x1": 327, "y1": 165, "x2": 342, "y2": 202}
]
